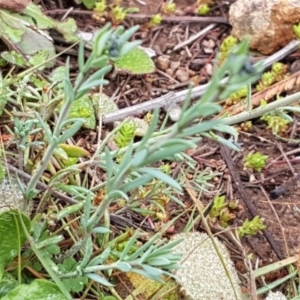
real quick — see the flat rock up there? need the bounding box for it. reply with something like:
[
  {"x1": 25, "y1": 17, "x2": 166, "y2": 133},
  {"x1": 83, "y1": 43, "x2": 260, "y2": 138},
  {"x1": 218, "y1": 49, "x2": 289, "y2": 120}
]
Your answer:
[{"x1": 229, "y1": 0, "x2": 300, "y2": 54}]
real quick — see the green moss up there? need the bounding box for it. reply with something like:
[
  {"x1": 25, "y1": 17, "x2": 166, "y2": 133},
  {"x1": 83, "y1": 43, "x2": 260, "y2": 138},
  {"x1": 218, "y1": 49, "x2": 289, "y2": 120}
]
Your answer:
[{"x1": 125, "y1": 272, "x2": 179, "y2": 300}]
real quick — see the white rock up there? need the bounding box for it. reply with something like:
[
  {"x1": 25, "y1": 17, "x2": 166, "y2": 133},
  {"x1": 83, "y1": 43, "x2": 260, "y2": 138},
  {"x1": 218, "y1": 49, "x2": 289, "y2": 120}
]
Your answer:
[{"x1": 266, "y1": 291, "x2": 287, "y2": 300}]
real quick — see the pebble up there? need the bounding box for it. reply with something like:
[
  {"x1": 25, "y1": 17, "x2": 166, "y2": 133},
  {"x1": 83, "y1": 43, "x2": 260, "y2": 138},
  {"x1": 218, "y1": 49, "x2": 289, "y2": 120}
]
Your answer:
[
  {"x1": 156, "y1": 55, "x2": 170, "y2": 71},
  {"x1": 175, "y1": 68, "x2": 189, "y2": 82},
  {"x1": 166, "y1": 68, "x2": 174, "y2": 76},
  {"x1": 202, "y1": 39, "x2": 215, "y2": 50},
  {"x1": 170, "y1": 60, "x2": 180, "y2": 70},
  {"x1": 205, "y1": 63, "x2": 214, "y2": 76}
]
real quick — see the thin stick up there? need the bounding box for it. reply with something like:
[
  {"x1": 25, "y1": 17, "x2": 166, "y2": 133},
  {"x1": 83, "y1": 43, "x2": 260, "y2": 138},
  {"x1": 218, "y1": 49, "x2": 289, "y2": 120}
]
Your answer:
[
  {"x1": 259, "y1": 185, "x2": 290, "y2": 258},
  {"x1": 173, "y1": 23, "x2": 217, "y2": 51},
  {"x1": 102, "y1": 40, "x2": 300, "y2": 124}
]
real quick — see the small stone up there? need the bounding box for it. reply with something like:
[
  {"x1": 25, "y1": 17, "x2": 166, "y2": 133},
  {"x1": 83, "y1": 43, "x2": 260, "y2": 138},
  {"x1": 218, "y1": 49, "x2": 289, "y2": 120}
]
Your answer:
[
  {"x1": 205, "y1": 63, "x2": 213, "y2": 76},
  {"x1": 229, "y1": 0, "x2": 300, "y2": 54},
  {"x1": 188, "y1": 69, "x2": 195, "y2": 76},
  {"x1": 168, "y1": 105, "x2": 182, "y2": 122},
  {"x1": 174, "y1": 8, "x2": 184, "y2": 16},
  {"x1": 156, "y1": 55, "x2": 170, "y2": 71},
  {"x1": 139, "y1": 31, "x2": 148, "y2": 39},
  {"x1": 175, "y1": 68, "x2": 189, "y2": 82},
  {"x1": 170, "y1": 60, "x2": 181, "y2": 70},
  {"x1": 202, "y1": 39, "x2": 216, "y2": 54},
  {"x1": 166, "y1": 68, "x2": 174, "y2": 76},
  {"x1": 202, "y1": 39, "x2": 215, "y2": 49}
]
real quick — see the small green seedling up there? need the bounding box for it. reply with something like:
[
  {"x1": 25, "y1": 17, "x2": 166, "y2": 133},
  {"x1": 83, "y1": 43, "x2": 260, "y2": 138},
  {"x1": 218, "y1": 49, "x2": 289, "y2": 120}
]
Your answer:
[
  {"x1": 149, "y1": 14, "x2": 163, "y2": 27},
  {"x1": 162, "y1": 1, "x2": 176, "y2": 14},
  {"x1": 260, "y1": 109, "x2": 291, "y2": 135},
  {"x1": 244, "y1": 152, "x2": 268, "y2": 172},
  {"x1": 93, "y1": 0, "x2": 139, "y2": 25},
  {"x1": 218, "y1": 35, "x2": 238, "y2": 67},
  {"x1": 114, "y1": 47, "x2": 155, "y2": 74},
  {"x1": 209, "y1": 195, "x2": 237, "y2": 227},
  {"x1": 256, "y1": 62, "x2": 288, "y2": 91},
  {"x1": 210, "y1": 195, "x2": 227, "y2": 218},
  {"x1": 293, "y1": 22, "x2": 300, "y2": 40},
  {"x1": 94, "y1": 0, "x2": 107, "y2": 12},
  {"x1": 238, "y1": 216, "x2": 266, "y2": 237},
  {"x1": 114, "y1": 121, "x2": 137, "y2": 148},
  {"x1": 197, "y1": 4, "x2": 210, "y2": 15}
]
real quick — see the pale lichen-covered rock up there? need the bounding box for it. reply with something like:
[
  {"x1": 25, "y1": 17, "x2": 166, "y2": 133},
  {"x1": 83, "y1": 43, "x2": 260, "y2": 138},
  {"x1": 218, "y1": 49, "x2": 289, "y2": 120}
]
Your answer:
[
  {"x1": 0, "y1": 178, "x2": 24, "y2": 213},
  {"x1": 172, "y1": 232, "x2": 243, "y2": 300},
  {"x1": 229, "y1": 0, "x2": 300, "y2": 54},
  {"x1": 266, "y1": 291, "x2": 287, "y2": 300}
]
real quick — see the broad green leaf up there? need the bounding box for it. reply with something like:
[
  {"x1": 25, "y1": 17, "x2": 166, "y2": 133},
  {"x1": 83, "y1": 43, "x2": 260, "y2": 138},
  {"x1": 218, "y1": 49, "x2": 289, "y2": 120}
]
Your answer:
[
  {"x1": 24, "y1": 3, "x2": 78, "y2": 42},
  {"x1": 82, "y1": 0, "x2": 96, "y2": 9},
  {"x1": 0, "y1": 11, "x2": 25, "y2": 43},
  {"x1": 0, "y1": 210, "x2": 31, "y2": 265},
  {"x1": 28, "y1": 50, "x2": 54, "y2": 69},
  {"x1": 115, "y1": 47, "x2": 155, "y2": 74},
  {"x1": 0, "y1": 10, "x2": 56, "y2": 68},
  {"x1": 1, "y1": 51, "x2": 27, "y2": 67},
  {"x1": 0, "y1": 272, "x2": 18, "y2": 298},
  {"x1": 1, "y1": 279, "x2": 67, "y2": 300},
  {"x1": 24, "y1": 3, "x2": 54, "y2": 28},
  {"x1": 62, "y1": 276, "x2": 88, "y2": 293}
]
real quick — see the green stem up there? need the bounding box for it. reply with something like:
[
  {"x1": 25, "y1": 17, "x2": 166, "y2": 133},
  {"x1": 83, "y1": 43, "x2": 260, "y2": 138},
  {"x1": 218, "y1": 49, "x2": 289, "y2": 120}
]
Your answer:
[{"x1": 222, "y1": 91, "x2": 300, "y2": 126}]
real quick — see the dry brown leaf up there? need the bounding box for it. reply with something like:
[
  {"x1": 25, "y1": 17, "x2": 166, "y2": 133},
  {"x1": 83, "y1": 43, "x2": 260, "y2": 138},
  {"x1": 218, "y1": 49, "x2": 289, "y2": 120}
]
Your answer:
[{"x1": 220, "y1": 70, "x2": 300, "y2": 117}]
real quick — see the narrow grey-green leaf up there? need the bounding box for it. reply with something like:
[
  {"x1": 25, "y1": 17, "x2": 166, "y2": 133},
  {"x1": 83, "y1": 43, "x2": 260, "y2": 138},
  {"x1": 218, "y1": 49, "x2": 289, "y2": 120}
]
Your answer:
[
  {"x1": 86, "y1": 273, "x2": 113, "y2": 287},
  {"x1": 92, "y1": 226, "x2": 111, "y2": 234},
  {"x1": 139, "y1": 168, "x2": 181, "y2": 191},
  {"x1": 147, "y1": 257, "x2": 171, "y2": 266},
  {"x1": 116, "y1": 262, "x2": 132, "y2": 272},
  {"x1": 121, "y1": 174, "x2": 152, "y2": 193}
]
